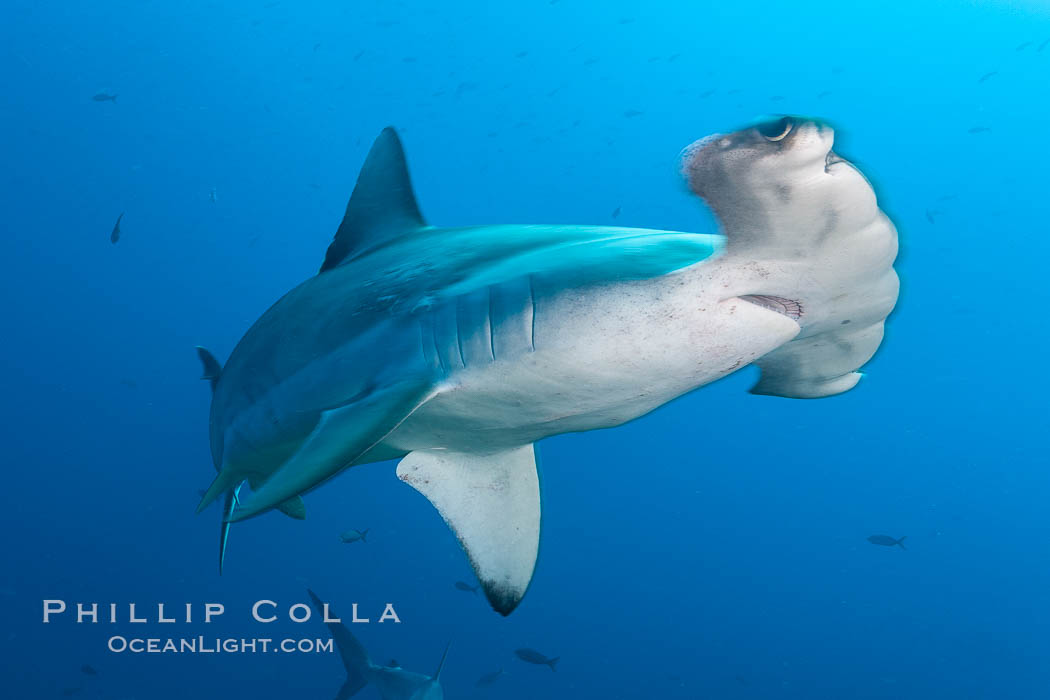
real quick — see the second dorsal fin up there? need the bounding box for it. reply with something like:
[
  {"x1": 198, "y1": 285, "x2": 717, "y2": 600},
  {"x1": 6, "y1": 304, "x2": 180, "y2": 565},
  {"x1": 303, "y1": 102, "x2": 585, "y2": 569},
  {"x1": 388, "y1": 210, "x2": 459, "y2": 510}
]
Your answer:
[{"x1": 319, "y1": 127, "x2": 426, "y2": 273}]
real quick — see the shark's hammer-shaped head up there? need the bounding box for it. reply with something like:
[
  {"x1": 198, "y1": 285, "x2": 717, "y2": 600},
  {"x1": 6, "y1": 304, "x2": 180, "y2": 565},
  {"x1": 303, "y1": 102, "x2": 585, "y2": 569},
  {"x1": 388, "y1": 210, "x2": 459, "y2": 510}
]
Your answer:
[
  {"x1": 682, "y1": 116, "x2": 899, "y2": 399},
  {"x1": 680, "y1": 116, "x2": 879, "y2": 255}
]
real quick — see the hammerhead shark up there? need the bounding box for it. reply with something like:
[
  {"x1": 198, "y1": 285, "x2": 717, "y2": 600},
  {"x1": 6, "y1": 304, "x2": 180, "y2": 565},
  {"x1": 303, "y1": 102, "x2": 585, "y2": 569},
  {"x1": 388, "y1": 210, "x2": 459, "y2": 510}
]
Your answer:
[
  {"x1": 196, "y1": 116, "x2": 899, "y2": 614},
  {"x1": 307, "y1": 589, "x2": 448, "y2": 700}
]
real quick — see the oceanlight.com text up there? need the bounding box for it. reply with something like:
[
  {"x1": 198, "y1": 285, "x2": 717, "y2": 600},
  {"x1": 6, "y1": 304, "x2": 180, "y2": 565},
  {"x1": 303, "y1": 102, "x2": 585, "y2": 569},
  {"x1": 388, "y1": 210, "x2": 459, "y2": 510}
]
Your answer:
[{"x1": 106, "y1": 636, "x2": 334, "y2": 654}]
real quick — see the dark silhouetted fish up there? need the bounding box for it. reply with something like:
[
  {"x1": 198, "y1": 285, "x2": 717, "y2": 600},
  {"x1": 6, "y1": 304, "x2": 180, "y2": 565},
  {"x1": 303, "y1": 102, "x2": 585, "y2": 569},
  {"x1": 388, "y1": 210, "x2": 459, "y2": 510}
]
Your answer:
[
  {"x1": 611, "y1": 206, "x2": 621, "y2": 219},
  {"x1": 454, "y1": 581, "x2": 479, "y2": 594},
  {"x1": 925, "y1": 209, "x2": 941, "y2": 224},
  {"x1": 867, "y1": 535, "x2": 907, "y2": 549},
  {"x1": 1016, "y1": 41, "x2": 1031, "y2": 51},
  {"x1": 515, "y1": 648, "x2": 559, "y2": 671},
  {"x1": 80, "y1": 665, "x2": 97, "y2": 676},
  {"x1": 1040, "y1": 38, "x2": 1050, "y2": 52},
  {"x1": 968, "y1": 126, "x2": 991, "y2": 134},
  {"x1": 977, "y1": 71, "x2": 998, "y2": 83},
  {"x1": 110, "y1": 212, "x2": 124, "y2": 244},
  {"x1": 340, "y1": 528, "x2": 369, "y2": 544},
  {"x1": 817, "y1": 90, "x2": 833, "y2": 99},
  {"x1": 515, "y1": 51, "x2": 528, "y2": 58},
  {"x1": 92, "y1": 92, "x2": 117, "y2": 102},
  {"x1": 476, "y1": 668, "x2": 504, "y2": 687},
  {"x1": 624, "y1": 109, "x2": 643, "y2": 118}
]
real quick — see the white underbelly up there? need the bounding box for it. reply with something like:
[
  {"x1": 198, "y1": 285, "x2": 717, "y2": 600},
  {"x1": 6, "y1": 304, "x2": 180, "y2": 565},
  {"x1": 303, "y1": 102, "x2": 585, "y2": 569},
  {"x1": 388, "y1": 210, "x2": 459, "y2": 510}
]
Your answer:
[{"x1": 383, "y1": 273, "x2": 800, "y2": 453}]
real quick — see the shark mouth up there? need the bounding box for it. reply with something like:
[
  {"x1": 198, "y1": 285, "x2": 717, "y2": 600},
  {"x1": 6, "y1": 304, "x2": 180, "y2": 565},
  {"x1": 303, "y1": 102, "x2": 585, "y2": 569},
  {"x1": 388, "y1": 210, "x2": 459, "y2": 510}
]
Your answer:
[{"x1": 740, "y1": 294, "x2": 803, "y2": 321}]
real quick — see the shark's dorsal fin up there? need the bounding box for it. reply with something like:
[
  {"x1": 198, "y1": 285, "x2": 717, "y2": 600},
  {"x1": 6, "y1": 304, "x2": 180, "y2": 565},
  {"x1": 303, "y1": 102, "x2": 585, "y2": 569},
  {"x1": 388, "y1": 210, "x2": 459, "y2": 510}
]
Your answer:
[
  {"x1": 320, "y1": 127, "x2": 426, "y2": 273},
  {"x1": 433, "y1": 642, "x2": 451, "y2": 680},
  {"x1": 195, "y1": 346, "x2": 222, "y2": 392}
]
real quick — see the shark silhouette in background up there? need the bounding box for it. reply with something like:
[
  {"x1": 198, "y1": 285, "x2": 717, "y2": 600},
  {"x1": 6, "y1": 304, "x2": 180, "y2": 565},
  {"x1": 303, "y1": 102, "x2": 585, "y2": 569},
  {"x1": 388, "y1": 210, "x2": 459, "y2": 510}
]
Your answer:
[{"x1": 307, "y1": 589, "x2": 448, "y2": 700}]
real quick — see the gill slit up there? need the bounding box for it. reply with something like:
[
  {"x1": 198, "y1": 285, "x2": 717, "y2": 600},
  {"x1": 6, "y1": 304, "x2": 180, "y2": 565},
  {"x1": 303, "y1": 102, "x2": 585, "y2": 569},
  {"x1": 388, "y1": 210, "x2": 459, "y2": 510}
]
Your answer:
[
  {"x1": 487, "y1": 286, "x2": 497, "y2": 362},
  {"x1": 528, "y1": 275, "x2": 537, "y2": 352}
]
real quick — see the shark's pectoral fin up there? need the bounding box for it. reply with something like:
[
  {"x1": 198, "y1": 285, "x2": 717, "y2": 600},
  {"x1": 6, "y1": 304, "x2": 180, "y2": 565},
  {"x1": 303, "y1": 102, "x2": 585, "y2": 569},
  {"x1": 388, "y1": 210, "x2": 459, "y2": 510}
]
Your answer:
[
  {"x1": 276, "y1": 495, "x2": 307, "y2": 520},
  {"x1": 396, "y1": 445, "x2": 541, "y2": 616},
  {"x1": 229, "y1": 382, "x2": 434, "y2": 523},
  {"x1": 750, "y1": 321, "x2": 886, "y2": 398}
]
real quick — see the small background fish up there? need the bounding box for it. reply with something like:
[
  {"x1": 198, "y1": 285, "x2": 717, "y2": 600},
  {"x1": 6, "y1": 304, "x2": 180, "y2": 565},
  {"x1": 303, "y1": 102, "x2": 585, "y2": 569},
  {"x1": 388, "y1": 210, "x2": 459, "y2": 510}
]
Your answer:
[
  {"x1": 867, "y1": 535, "x2": 907, "y2": 550},
  {"x1": 339, "y1": 528, "x2": 369, "y2": 544}
]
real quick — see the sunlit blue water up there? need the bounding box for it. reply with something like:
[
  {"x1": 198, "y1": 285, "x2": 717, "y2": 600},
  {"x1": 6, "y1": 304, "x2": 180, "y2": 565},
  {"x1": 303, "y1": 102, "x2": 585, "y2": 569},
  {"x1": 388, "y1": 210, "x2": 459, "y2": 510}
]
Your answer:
[{"x1": 3, "y1": 1, "x2": 1049, "y2": 698}]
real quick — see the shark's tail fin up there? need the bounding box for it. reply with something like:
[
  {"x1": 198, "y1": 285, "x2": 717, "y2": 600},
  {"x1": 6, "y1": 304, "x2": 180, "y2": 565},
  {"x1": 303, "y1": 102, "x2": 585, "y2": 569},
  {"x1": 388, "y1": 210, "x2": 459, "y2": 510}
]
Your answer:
[
  {"x1": 308, "y1": 589, "x2": 372, "y2": 698},
  {"x1": 547, "y1": 657, "x2": 560, "y2": 672},
  {"x1": 896, "y1": 536, "x2": 907, "y2": 550},
  {"x1": 360, "y1": 528, "x2": 368, "y2": 543}
]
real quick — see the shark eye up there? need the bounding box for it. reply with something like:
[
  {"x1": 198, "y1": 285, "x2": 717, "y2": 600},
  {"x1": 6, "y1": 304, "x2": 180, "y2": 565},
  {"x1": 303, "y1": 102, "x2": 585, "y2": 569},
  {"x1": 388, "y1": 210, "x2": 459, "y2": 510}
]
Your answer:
[{"x1": 756, "y1": 117, "x2": 794, "y2": 142}]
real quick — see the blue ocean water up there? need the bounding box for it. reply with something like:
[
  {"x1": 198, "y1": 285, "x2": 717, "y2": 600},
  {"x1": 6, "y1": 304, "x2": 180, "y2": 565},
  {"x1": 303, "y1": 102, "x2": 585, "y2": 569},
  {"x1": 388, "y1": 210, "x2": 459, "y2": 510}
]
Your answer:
[{"x1": 3, "y1": 0, "x2": 1049, "y2": 697}]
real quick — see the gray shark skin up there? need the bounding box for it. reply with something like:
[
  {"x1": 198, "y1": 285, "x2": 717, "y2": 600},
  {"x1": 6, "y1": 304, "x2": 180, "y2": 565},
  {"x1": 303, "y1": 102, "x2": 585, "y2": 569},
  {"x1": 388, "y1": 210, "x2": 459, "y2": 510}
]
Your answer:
[
  {"x1": 308, "y1": 589, "x2": 447, "y2": 700},
  {"x1": 197, "y1": 117, "x2": 899, "y2": 615},
  {"x1": 195, "y1": 346, "x2": 305, "y2": 575}
]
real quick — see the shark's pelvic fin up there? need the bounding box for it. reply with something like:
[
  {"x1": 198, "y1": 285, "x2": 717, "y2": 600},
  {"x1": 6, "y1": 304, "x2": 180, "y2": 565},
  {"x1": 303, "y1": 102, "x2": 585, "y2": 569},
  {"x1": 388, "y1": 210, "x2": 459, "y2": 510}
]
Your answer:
[
  {"x1": 319, "y1": 127, "x2": 426, "y2": 273},
  {"x1": 229, "y1": 384, "x2": 434, "y2": 522},
  {"x1": 195, "y1": 346, "x2": 223, "y2": 392},
  {"x1": 750, "y1": 321, "x2": 885, "y2": 398},
  {"x1": 197, "y1": 467, "x2": 238, "y2": 513},
  {"x1": 276, "y1": 494, "x2": 307, "y2": 520},
  {"x1": 397, "y1": 444, "x2": 541, "y2": 616}
]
